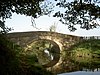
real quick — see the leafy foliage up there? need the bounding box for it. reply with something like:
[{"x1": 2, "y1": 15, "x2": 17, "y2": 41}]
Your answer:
[
  {"x1": 0, "y1": 0, "x2": 54, "y2": 33},
  {"x1": 0, "y1": 20, "x2": 12, "y2": 34},
  {"x1": 0, "y1": 0, "x2": 100, "y2": 32},
  {"x1": 0, "y1": 34, "x2": 53, "y2": 75},
  {"x1": 0, "y1": 0, "x2": 44, "y2": 19},
  {"x1": 54, "y1": 0, "x2": 100, "y2": 31},
  {"x1": 72, "y1": 39, "x2": 100, "y2": 57}
]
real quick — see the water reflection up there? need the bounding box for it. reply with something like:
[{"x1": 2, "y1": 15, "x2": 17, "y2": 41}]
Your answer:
[
  {"x1": 25, "y1": 39, "x2": 61, "y2": 68},
  {"x1": 48, "y1": 56, "x2": 100, "y2": 75}
]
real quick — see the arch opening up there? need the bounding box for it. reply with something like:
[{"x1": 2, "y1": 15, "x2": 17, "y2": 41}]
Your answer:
[{"x1": 25, "y1": 39, "x2": 60, "y2": 67}]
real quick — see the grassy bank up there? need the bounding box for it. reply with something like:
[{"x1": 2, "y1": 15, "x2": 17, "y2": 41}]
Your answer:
[
  {"x1": 0, "y1": 34, "x2": 53, "y2": 75},
  {"x1": 72, "y1": 39, "x2": 100, "y2": 58}
]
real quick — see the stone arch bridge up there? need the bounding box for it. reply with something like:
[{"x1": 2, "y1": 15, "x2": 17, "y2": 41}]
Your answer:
[{"x1": 7, "y1": 31, "x2": 82, "y2": 67}]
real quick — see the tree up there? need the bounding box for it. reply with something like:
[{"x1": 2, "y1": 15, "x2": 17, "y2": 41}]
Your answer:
[
  {"x1": 53, "y1": 0, "x2": 100, "y2": 31},
  {"x1": 0, "y1": 0, "x2": 100, "y2": 33},
  {"x1": 0, "y1": 0, "x2": 53, "y2": 33},
  {"x1": 49, "y1": 22, "x2": 57, "y2": 32}
]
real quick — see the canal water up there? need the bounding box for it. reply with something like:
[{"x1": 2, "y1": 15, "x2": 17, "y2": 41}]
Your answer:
[
  {"x1": 58, "y1": 71, "x2": 100, "y2": 75},
  {"x1": 55, "y1": 56, "x2": 100, "y2": 75}
]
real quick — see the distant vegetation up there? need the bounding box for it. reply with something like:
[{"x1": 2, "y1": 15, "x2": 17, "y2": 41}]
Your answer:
[
  {"x1": 69, "y1": 39, "x2": 100, "y2": 69},
  {"x1": 72, "y1": 39, "x2": 100, "y2": 58}
]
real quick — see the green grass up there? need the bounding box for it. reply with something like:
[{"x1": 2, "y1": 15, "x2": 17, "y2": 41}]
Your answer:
[
  {"x1": 0, "y1": 34, "x2": 54, "y2": 75},
  {"x1": 72, "y1": 39, "x2": 100, "y2": 57}
]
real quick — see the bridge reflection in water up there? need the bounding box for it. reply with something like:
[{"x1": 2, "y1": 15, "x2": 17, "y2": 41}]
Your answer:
[{"x1": 24, "y1": 39, "x2": 61, "y2": 67}]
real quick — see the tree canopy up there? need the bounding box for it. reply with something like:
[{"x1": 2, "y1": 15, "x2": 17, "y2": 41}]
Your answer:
[
  {"x1": 0, "y1": 0, "x2": 53, "y2": 33},
  {"x1": 54, "y1": 0, "x2": 100, "y2": 31},
  {"x1": 0, "y1": 0, "x2": 100, "y2": 33}
]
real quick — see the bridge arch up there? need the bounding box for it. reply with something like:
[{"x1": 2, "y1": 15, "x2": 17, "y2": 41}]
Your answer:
[
  {"x1": 37, "y1": 35, "x2": 63, "y2": 51},
  {"x1": 25, "y1": 39, "x2": 60, "y2": 67},
  {"x1": 7, "y1": 31, "x2": 81, "y2": 67}
]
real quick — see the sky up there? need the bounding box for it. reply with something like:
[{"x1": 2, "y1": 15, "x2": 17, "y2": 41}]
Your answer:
[
  {"x1": 5, "y1": 13, "x2": 100, "y2": 36},
  {"x1": 5, "y1": 0, "x2": 100, "y2": 37}
]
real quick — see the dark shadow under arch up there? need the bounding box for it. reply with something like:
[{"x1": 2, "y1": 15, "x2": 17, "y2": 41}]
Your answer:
[{"x1": 26, "y1": 39, "x2": 60, "y2": 68}]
